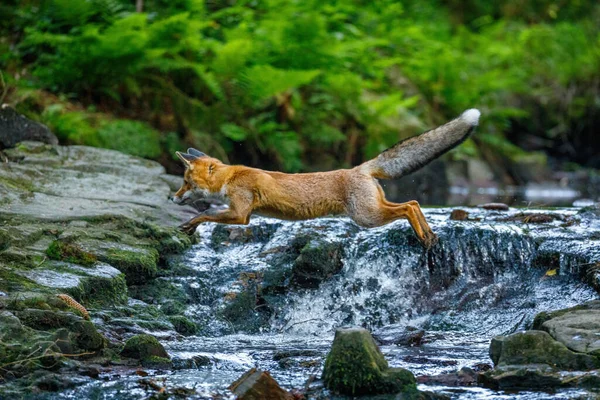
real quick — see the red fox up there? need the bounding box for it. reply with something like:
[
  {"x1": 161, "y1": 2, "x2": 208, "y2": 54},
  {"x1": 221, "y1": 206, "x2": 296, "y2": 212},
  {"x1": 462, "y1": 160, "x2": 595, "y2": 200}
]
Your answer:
[{"x1": 172, "y1": 109, "x2": 480, "y2": 248}]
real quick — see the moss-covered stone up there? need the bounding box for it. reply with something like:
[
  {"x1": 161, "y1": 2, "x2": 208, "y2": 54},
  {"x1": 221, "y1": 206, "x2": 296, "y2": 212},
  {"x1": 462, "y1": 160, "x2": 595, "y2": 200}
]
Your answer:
[
  {"x1": 291, "y1": 239, "x2": 344, "y2": 288},
  {"x1": 490, "y1": 331, "x2": 600, "y2": 370},
  {"x1": 168, "y1": 315, "x2": 197, "y2": 336},
  {"x1": 101, "y1": 248, "x2": 158, "y2": 284},
  {"x1": 0, "y1": 229, "x2": 11, "y2": 251},
  {"x1": 141, "y1": 356, "x2": 172, "y2": 369},
  {"x1": 120, "y1": 334, "x2": 169, "y2": 361},
  {"x1": 323, "y1": 327, "x2": 417, "y2": 395},
  {"x1": 70, "y1": 320, "x2": 105, "y2": 351},
  {"x1": 46, "y1": 240, "x2": 97, "y2": 266},
  {"x1": 76, "y1": 272, "x2": 128, "y2": 307}
]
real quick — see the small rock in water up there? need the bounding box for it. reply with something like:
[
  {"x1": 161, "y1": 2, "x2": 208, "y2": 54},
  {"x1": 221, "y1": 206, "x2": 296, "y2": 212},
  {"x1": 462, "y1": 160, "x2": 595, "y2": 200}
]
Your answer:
[
  {"x1": 417, "y1": 367, "x2": 477, "y2": 386},
  {"x1": 449, "y1": 209, "x2": 469, "y2": 221},
  {"x1": 478, "y1": 202, "x2": 509, "y2": 211},
  {"x1": 229, "y1": 368, "x2": 294, "y2": 400},
  {"x1": 373, "y1": 327, "x2": 425, "y2": 346}
]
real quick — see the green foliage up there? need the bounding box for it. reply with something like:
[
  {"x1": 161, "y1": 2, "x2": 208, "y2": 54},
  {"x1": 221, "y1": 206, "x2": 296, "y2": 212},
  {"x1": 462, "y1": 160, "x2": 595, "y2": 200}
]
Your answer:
[{"x1": 1, "y1": 0, "x2": 599, "y2": 170}]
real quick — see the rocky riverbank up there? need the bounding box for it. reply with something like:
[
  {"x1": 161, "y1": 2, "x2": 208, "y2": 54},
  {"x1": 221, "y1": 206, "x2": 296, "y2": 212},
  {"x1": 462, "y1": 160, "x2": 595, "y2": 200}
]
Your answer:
[{"x1": 0, "y1": 136, "x2": 201, "y2": 395}]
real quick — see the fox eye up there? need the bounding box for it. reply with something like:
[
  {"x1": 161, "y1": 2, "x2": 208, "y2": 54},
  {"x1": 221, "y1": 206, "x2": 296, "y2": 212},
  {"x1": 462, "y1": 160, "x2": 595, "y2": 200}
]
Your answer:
[{"x1": 208, "y1": 165, "x2": 214, "y2": 174}]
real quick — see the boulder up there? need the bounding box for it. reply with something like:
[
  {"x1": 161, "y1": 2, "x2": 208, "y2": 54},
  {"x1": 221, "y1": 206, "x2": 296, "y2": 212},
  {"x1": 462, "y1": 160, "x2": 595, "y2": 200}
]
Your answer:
[
  {"x1": 532, "y1": 301, "x2": 600, "y2": 356},
  {"x1": 323, "y1": 327, "x2": 417, "y2": 395},
  {"x1": 490, "y1": 330, "x2": 600, "y2": 370},
  {"x1": 120, "y1": 334, "x2": 170, "y2": 362},
  {"x1": 0, "y1": 105, "x2": 58, "y2": 149},
  {"x1": 229, "y1": 368, "x2": 293, "y2": 400}
]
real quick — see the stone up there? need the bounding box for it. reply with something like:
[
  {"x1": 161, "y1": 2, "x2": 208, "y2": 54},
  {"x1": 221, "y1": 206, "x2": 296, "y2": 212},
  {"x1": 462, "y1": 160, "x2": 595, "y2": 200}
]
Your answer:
[
  {"x1": 490, "y1": 330, "x2": 600, "y2": 371},
  {"x1": 533, "y1": 302, "x2": 600, "y2": 356},
  {"x1": 0, "y1": 105, "x2": 58, "y2": 149},
  {"x1": 449, "y1": 209, "x2": 469, "y2": 221},
  {"x1": 168, "y1": 315, "x2": 197, "y2": 336},
  {"x1": 323, "y1": 327, "x2": 417, "y2": 395},
  {"x1": 291, "y1": 238, "x2": 344, "y2": 288},
  {"x1": 120, "y1": 334, "x2": 170, "y2": 361},
  {"x1": 478, "y1": 202, "x2": 509, "y2": 211},
  {"x1": 229, "y1": 368, "x2": 294, "y2": 400}
]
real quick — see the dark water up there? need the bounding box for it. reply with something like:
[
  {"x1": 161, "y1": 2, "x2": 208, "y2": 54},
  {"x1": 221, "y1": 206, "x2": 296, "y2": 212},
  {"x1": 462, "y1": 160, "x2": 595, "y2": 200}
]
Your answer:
[{"x1": 48, "y1": 207, "x2": 600, "y2": 399}]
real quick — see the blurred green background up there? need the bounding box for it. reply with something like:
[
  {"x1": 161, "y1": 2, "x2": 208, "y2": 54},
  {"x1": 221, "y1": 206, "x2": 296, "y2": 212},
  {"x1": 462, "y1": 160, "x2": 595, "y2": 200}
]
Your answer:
[{"x1": 1, "y1": 0, "x2": 599, "y2": 179}]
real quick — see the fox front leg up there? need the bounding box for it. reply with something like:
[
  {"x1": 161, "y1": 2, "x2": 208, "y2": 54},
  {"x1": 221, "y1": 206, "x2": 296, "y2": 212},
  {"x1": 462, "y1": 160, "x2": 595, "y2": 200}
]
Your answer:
[{"x1": 179, "y1": 209, "x2": 250, "y2": 235}]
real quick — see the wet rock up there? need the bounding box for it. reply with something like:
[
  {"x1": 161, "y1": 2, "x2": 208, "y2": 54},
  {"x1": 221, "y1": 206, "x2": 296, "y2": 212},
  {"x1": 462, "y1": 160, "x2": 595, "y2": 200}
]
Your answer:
[
  {"x1": 229, "y1": 368, "x2": 294, "y2": 400},
  {"x1": 478, "y1": 202, "x2": 509, "y2": 211},
  {"x1": 273, "y1": 349, "x2": 321, "y2": 360},
  {"x1": 168, "y1": 315, "x2": 197, "y2": 336},
  {"x1": 479, "y1": 365, "x2": 563, "y2": 390},
  {"x1": 449, "y1": 209, "x2": 469, "y2": 221},
  {"x1": 98, "y1": 247, "x2": 159, "y2": 285},
  {"x1": 120, "y1": 334, "x2": 170, "y2": 363},
  {"x1": 373, "y1": 326, "x2": 425, "y2": 346},
  {"x1": 46, "y1": 240, "x2": 97, "y2": 266},
  {"x1": 490, "y1": 330, "x2": 600, "y2": 370},
  {"x1": 211, "y1": 223, "x2": 278, "y2": 248},
  {"x1": 417, "y1": 367, "x2": 478, "y2": 386},
  {"x1": 535, "y1": 302, "x2": 600, "y2": 356},
  {"x1": 323, "y1": 327, "x2": 417, "y2": 395},
  {"x1": 0, "y1": 106, "x2": 58, "y2": 149},
  {"x1": 291, "y1": 238, "x2": 344, "y2": 288}
]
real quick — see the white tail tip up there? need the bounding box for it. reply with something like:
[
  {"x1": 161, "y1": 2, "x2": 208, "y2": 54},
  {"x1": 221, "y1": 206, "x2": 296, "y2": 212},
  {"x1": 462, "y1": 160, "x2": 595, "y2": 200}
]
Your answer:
[{"x1": 461, "y1": 108, "x2": 481, "y2": 126}]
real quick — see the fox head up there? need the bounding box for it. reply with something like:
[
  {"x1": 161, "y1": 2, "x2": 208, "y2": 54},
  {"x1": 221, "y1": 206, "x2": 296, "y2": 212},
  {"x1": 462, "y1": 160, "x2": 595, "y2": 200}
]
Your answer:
[{"x1": 171, "y1": 148, "x2": 223, "y2": 205}]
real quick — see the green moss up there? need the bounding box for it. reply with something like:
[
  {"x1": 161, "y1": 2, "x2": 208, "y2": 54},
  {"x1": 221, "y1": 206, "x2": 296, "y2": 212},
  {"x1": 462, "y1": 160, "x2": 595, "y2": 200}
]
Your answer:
[
  {"x1": 0, "y1": 268, "x2": 43, "y2": 294},
  {"x1": 141, "y1": 356, "x2": 172, "y2": 369},
  {"x1": 75, "y1": 273, "x2": 128, "y2": 307},
  {"x1": 70, "y1": 320, "x2": 106, "y2": 351},
  {"x1": 46, "y1": 240, "x2": 97, "y2": 266},
  {"x1": 291, "y1": 239, "x2": 344, "y2": 288},
  {"x1": 120, "y1": 334, "x2": 169, "y2": 361},
  {"x1": 323, "y1": 328, "x2": 416, "y2": 395},
  {"x1": 102, "y1": 248, "x2": 158, "y2": 284},
  {"x1": 168, "y1": 316, "x2": 197, "y2": 336}
]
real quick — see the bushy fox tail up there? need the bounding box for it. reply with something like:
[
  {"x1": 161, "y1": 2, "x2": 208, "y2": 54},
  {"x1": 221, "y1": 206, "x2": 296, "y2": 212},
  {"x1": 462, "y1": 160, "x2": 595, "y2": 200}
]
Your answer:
[{"x1": 361, "y1": 109, "x2": 480, "y2": 180}]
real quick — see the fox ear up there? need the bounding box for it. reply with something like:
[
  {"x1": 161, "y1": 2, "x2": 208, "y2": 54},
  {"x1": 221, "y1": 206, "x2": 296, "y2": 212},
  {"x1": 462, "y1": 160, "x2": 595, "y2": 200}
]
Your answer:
[
  {"x1": 176, "y1": 151, "x2": 197, "y2": 167},
  {"x1": 187, "y1": 148, "x2": 206, "y2": 158}
]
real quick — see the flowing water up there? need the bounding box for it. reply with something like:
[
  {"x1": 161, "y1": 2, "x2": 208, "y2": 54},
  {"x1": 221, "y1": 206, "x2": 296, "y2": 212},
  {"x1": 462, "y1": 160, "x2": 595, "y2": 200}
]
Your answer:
[{"x1": 49, "y1": 208, "x2": 600, "y2": 399}]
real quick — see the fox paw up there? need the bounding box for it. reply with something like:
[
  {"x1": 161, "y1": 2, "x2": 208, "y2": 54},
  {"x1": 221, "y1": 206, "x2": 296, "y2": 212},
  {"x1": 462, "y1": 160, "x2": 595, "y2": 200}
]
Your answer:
[
  {"x1": 179, "y1": 222, "x2": 199, "y2": 236},
  {"x1": 420, "y1": 232, "x2": 439, "y2": 250}
]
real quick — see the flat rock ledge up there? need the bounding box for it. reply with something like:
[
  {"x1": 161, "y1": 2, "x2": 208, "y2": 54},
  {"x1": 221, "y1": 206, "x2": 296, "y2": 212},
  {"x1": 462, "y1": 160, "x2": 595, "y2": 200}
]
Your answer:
[{"x1": 481, "y1": 300, "x2": 600, "y2": 391}]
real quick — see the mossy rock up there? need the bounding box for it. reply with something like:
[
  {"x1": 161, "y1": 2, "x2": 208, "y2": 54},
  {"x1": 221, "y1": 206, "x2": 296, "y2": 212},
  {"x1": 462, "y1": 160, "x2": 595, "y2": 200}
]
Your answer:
[
  {"x1": 120, "y1": 334, "x2": 169, "y2": 361},
  {"x1": 291, "y1": 239, "x2": 344, "y2": 288},
  {"x1": 490, "y1": 330, "x2": 600, "y2": 370},
  {"x1": 141, "y1": 356, "x2": 172, "y2": 369},
  {"x1": 323, "y1": 327, "x2": 416, "y2": 395},
  {"x1": 168, "y1": 315, "x2": 197, "y2": 336},
  {"x1": 70, "y1": 320, "x2": 105, "y2": 351},
  {"x1": 46, "y1": 240, "x2": 97, "y2": 266},
  {"x1": 101, "y1": 248, "x2": 158, "y2": 284},
  {"x1": 76, "y1": 272, "x2": 128, "y2": 307}
]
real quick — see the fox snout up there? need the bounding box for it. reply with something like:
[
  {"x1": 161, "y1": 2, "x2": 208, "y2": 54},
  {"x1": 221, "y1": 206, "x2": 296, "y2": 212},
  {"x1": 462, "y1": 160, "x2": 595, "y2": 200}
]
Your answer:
[{"x1": 170, "y1": 191, "x2": 192, "y2": 205}]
